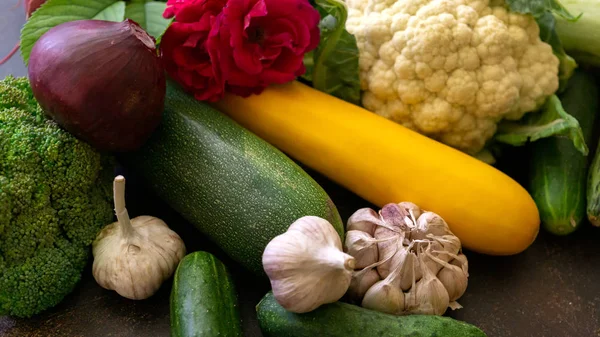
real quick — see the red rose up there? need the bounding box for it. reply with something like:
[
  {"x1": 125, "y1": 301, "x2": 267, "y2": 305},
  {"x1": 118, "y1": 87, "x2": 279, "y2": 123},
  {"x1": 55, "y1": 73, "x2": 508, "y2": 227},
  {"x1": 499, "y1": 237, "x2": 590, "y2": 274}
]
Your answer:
[
  {"x1": 218, "y1": 0, "x2": 321, "y2": 96},
  {"x1": 160, "y1": 0, "x2": 227, "y2": 102},
  {"x1": 161, "y1": 0, "x2": 320, "y2": 100},
  {"x1": 163, "y1": 0, "x2": 196, "y2": 19}
]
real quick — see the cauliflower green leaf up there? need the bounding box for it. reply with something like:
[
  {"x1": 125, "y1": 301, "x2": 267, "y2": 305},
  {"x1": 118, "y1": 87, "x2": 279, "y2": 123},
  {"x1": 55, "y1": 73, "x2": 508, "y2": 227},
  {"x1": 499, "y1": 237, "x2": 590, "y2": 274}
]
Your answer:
[{"x1": 495, "y1": 95, "x2": 588, "y2": 155}]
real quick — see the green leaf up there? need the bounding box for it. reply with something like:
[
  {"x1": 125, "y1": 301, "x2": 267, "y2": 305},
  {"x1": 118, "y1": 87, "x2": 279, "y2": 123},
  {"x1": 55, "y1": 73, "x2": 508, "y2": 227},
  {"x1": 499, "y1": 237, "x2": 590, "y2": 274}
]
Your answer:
[
  {"x1": 504, "y1": 0, "x2": 581, "y2": 21},
  {"x1": 495, "y1": 95, "x2": 588, "y2": 156},
  {"x1": 303, "y1": 0, "x2": 361, "y2": 105},
  {"x1": 125, "y1": 0, "x2": 172, "y2": 40},
  {"x1": 93, "y1": 1, "x2": 126, "y2": 21},
  {"x1": 20, "y1": 0, "x2": 127, "y2": 65},
  {"x1": 504, "y1": 0, "x2": 581, "y2": 86}
]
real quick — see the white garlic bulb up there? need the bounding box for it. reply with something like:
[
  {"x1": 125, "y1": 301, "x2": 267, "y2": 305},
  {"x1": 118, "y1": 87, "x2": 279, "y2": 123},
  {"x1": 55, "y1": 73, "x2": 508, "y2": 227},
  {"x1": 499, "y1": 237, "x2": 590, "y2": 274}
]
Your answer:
[
  {"x1": 343, "y1": 202, "x2": 469, "y2": 317},
  {"x1": 262, "y1": 216, "x2": 355, "y2": 313},
  {"x1": 92, "y1": 176, "x2": 186, "y2": 300}
]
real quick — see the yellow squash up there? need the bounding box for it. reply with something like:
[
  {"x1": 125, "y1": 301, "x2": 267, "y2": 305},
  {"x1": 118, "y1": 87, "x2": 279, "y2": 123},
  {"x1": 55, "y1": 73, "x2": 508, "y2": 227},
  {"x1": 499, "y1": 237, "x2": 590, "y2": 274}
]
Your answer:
[{"x1": 213, "y1": 82, "x2": 540, "y2": 255}]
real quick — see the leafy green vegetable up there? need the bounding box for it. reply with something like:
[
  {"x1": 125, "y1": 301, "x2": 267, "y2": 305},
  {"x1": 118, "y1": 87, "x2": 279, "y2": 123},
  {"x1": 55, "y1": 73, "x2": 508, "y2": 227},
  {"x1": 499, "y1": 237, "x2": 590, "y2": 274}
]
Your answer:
[
  {"x1": 125, "y1": 0, "x2": 172, "y2": 39},
  {"x1": 20, "y1": 0, "x2": 169, "y2": 65},
  {"x1": 504, "y1": 0, "x2": 581, "y2": 86},
  {"x1": 302, "y1": 0, "x2": 361, "y2": 105},
  {"x1": 495, "y1": 95, "x2": 588, "y2": 155},
  {"x1": 555, "y1": 0, "x2": 600, "y2": 67}
]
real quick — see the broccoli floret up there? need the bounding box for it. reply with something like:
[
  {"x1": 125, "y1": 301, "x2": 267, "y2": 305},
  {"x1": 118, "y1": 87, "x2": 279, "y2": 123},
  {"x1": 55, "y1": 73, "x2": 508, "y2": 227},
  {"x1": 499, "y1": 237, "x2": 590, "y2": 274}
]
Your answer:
[{"x1": 0, "y1": 76, "x2": 114, "y2": 318}]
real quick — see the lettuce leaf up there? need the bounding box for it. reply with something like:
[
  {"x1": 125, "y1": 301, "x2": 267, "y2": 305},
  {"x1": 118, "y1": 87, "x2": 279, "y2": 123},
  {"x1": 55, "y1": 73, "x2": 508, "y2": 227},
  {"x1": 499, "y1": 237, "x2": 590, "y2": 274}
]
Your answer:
[{"x1": 302, "y1": 0, "x2": 361, "y2": 105}]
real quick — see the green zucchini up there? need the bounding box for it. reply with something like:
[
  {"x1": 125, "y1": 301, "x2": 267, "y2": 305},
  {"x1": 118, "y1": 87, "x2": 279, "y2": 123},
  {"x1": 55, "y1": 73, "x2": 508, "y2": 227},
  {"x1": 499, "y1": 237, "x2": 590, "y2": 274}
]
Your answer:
[
  {"x1": 528, "y1": 71, "x2": 599, "y2": 235},
  {"x1": 256, "y1": 292, "x2": 487, "y2": 337},
  {"x1": 170, "y1": 251, "x2": 242, "y2": 337},
  {"x1": 122, "y1": 82, "x2": 343, "y2": 277}
]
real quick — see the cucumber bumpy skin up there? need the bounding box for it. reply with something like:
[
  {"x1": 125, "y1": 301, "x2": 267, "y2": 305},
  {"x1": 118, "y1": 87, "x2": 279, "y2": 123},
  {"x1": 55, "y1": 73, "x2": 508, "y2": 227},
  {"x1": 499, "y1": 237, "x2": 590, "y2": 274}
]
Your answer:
[
  {"x1": 170, "y1": 251, "x2": 242, "y2": 337},
  {"x1": 257, "y1": 292, "x2": 487, "y2": 337}
]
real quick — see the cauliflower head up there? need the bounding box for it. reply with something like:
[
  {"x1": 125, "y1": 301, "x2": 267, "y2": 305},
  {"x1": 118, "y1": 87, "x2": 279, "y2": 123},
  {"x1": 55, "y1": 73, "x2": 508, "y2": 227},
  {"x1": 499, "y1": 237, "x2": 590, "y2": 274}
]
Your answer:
[
  {"x1": 346, "y1": 0, "x2": 560, "y2": 154},
  {"x1": 0, "y1": 76, "x2": 114, "y2": 318}
]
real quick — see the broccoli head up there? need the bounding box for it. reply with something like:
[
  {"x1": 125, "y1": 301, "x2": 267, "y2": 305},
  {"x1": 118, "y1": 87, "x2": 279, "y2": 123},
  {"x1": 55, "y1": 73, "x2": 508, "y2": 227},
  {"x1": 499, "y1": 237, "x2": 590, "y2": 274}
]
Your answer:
[{"x1": 0, "y1": 76, "x2": 114, "y2": 318}]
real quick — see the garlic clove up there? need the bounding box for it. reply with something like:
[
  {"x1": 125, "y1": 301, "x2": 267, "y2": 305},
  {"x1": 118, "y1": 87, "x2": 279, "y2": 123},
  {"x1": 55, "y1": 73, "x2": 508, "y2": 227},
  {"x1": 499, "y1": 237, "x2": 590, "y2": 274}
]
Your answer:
[
  {"x1": 263, "y1": 216, "x2": 355, "y2": 313},
  {"x1": 347, "y1": 208, "x2": 381, "y2": 235},
  {"x1": 437, "y1": 265, "x2": 468, "y2": 301},
  {"x1": 399, "y1": 251, "x2": 419, "y2": 291},
  {"x1": 398, "y1": 202, "x2": 422, "y2": 222},
  {"x1": 404, "y1": 272, "x2": 450, "y2": 316},
  {"x1": 380, "y1": 203, "x2": 411, "y2": 230},
  {"x1": 403, "y1": 247, "x2": 450, "y2": 316},
  {"x1": 376, "y1": 240, "x2": 405, "y2": 279},
  {"x1": 345, "y1": 230, "x2": 379, "y2": 269},
  {"x1": 433, "y1": 235, "x2": 462, "y2": 256},
  {"x1": 361, "y1": 279, "x2": 405, "y2": 315},
  {"x1": 424, "y1": 248, "x2": 469, "y2": 302},
  {"x1": 374, "y1": 205, "x2": 408, "y2": 278},
  {"x1": 451, "y1": 253, "x2": 469, "y2": 275},
  {"x1": 411, "y1": 212, "x2": 452, "y2": 241},
  {"x1": 347, "y1": 268, "x2": 381, "y2": 302},
  {"x1": 92, "y1": 176, "x2": 186, "y2": 300}
]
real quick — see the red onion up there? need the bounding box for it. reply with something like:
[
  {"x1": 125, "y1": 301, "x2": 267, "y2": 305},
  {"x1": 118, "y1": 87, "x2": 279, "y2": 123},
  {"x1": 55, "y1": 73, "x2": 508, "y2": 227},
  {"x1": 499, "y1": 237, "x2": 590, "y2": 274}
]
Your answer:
[{"x1": 28, "y1": 19, "x2": 166, "y2": 152}]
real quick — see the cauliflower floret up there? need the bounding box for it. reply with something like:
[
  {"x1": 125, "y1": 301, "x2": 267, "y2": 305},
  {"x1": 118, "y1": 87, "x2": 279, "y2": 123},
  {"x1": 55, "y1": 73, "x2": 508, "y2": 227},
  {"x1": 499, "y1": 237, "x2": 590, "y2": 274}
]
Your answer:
[{"x1": 346, "y1": 0, "x2": 560, "y2": 154}]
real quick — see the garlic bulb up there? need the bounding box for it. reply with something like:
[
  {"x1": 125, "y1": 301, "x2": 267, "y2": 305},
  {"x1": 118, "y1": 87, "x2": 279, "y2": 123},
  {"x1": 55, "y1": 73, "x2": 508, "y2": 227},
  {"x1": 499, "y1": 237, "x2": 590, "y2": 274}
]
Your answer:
[
  {"x1": 262, "y1": 216, "x2": 355, "y2": 313},
  {"x1": 343, "y1": 202, "x2": 470, "y2": 316},
  {"x1": 92, "y1": 176, "x2": 186, "y2": 300}
]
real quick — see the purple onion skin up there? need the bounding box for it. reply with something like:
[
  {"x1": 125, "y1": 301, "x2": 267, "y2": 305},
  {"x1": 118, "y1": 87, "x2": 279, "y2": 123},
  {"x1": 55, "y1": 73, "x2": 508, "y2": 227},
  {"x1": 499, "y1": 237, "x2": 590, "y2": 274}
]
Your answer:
[{"x1": 28, "y1": 19, "x2": 166, "y2": 152}]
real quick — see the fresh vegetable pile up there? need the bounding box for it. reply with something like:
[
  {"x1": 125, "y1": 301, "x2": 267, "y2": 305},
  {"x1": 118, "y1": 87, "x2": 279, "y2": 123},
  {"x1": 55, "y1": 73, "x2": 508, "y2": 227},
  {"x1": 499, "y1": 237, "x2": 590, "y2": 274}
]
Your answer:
[{"x1": 2, "y1": 0, "x2": 600, "y2": 335}]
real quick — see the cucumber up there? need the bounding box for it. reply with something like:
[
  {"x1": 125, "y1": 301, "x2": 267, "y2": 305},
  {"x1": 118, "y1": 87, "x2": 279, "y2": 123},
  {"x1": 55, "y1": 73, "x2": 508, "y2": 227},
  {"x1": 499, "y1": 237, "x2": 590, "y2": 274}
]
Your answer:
[
  {"x1": 170, "y1": 251, "x2": 242, "y2": 337},
  {"x1": 256, "y1": 292, "x2": 486, "y2": 337},
  {"x1": 588, "y1": 100, "x2": 600, "y2": 226},
  {"x1": 122, "y1": 82, "x2": 343, "y2": 277},
  {"x1": 528, "y1": 71, "x2": 599, "y2": 235}
]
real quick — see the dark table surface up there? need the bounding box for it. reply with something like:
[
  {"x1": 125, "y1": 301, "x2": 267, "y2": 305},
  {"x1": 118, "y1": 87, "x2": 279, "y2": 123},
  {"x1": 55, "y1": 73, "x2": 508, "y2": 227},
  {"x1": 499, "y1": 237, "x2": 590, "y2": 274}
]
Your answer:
[{"x1": 2, "y1": 3, "x2": 600, "y2": 337}]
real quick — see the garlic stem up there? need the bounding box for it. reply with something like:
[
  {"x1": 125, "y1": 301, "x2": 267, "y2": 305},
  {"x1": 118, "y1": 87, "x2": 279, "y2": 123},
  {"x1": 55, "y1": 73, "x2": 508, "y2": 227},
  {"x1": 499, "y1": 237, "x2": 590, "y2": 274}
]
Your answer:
[{"x1": 113, "y1": 175, "x2": 134, "y2": 238}]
